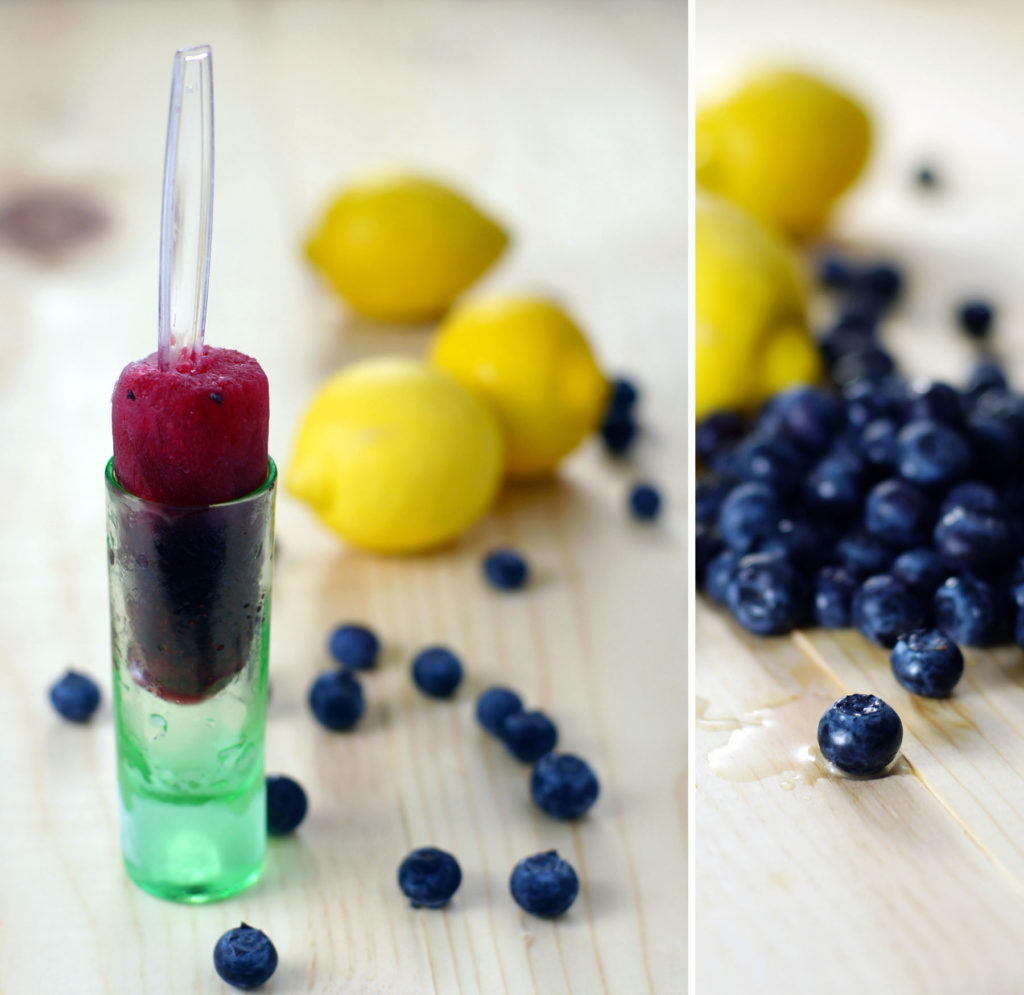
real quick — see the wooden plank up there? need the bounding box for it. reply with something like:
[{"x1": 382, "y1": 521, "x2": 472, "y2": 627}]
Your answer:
[{"x1": 0, "y1": 2, "x2": 685, "y2": 993}]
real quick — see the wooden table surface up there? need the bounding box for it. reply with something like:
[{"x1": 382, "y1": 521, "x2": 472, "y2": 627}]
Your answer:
[
  {"x1": 0, "y1": 3, "x2": 686, "y2": 993},
  {"x1": 697, "y1": 2, "x2": 1024, "y2": 993}
]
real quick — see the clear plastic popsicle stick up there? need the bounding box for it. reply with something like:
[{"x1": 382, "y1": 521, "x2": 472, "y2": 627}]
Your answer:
[{"x1": 157, "y1": 45, "x2": 214, "y2": 371}]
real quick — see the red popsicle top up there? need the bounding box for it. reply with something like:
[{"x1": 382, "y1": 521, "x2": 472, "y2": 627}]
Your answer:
[{"x1": 112, "y1": 346, "x2": 269, "y2": 506}]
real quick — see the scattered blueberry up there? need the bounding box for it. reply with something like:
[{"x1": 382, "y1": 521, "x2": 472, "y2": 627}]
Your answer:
[
  {"x1": 607, "y1": 377, "x2": 639, "y2": 412},
  {"x1": 49, "y1": 669, "x2": 100, "y2": 722},
  {"x1": 629, "y1": 483, "x2": 662, "y2": 521},
  {"x1": 501, "y1": 710, "x2": 558, "y2": 762},
  {"x1": 509, "y1": 851, "x2": 579, "y2": 918},
  {"x1": 934, "y1": 576, "x2": 1008, "y2": 647},
  {"x1": 832, "y1": 346, "x2": 896, "y2": 386},
  {"x1": 957, "y1": 299, "x2": 994, "y2": 341},
  {"x1": 328, "y1": 623, "x2": 380, "y2": 670},
  {"x1": 476, "y1": 686, "x2": 524, "y2": 736},
  {"x1": 726, "y1": 552, "x2": 809, "y2": 636},
  {"x1": 600, "y1": 410, "x2": 638, "y2": 456},
  {"x1": 818, "y1": 255, "x2": 854, "y2": 289},
  {"x1": 915, "y1": 164, "x2": 938, "y2": 188},
  {"x1": 890, "y1": 629, "x2": 965, "y2": 698},
  {"x1": 398, "y1": 847, "x2": 462, "y2": 908},
  {"x1": 851, "y1": 575, "x2": 928, "y2": 648},
  {"x1": 483, "y1": 549, "x2": 529, "y2": 591},
  {"x1": 530, "y1": 753, "x2": 600, "y2": 819},
  {"x1": 411, "y1": 646, "x2": 464, "y2": 699},
  {"x1": 266, "y1": 775, "x2": 308, "y2": 835},
  {"x1": 213, "y1": 923, "x2": 278, "y2": 990},
  {"x1": 817, "y1": 694, "x2": 903, "y2": 777},
  {"x1": 813, "y1": 566, "x2": 859, "y2": 628},
  {"x1": 309, "y1": 670, "x2": 365, "y2": 731}
]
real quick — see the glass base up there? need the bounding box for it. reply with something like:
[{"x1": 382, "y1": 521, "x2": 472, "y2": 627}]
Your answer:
[{"x1": 119, "y1": 771, "x2": 265, "y2": 903}]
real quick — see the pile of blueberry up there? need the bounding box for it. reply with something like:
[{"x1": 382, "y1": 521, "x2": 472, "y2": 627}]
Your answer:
[{"x1": 698, "y1": 254, "x2": 1015, "y2": 770}]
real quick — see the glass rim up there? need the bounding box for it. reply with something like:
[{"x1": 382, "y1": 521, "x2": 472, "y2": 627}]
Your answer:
[{"x1": 104, "y1": 456, "x2": 277, "y2": 510}]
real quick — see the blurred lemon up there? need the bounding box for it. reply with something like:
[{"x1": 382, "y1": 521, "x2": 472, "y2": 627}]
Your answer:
[
  {"x1": 287, "y1": 357, "x2": 504, "y2": 553},
  {"x1": 696, "y1": 191, "x2": 819, "y2": 419},
  {"x1": 304, "y1": 174, "x2": 509, "y2": 322},
  {"x1": 696, "y1": 68, "x2": 871, "y2": 239},
  {"x1": 430, "y1": 295, "x2": 607, "y2": 478}
]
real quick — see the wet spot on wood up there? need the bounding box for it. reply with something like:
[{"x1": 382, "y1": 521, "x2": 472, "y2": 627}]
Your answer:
[{"x1": 0, "y1": 187, "x2": 108, "y2": 260}]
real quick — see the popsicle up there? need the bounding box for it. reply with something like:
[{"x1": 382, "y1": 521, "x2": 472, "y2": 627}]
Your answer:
[{"x1": 109, "y1": 46, "x2": 270, "y2": 703}]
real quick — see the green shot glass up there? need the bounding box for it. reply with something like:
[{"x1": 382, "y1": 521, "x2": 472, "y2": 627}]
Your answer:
[{"x1": 105, "y1": 458, "x2": 276, "y2": 903}]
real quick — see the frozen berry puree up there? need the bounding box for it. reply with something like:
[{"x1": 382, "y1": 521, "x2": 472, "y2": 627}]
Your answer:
[{"x1": 112, "y1": 346, "x2": 269, "y2": 506}]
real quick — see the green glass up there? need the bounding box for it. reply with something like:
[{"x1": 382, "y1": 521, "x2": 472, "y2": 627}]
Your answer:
[{"x1": 105, "y1": 458, "x2": 276, "y2": 903}]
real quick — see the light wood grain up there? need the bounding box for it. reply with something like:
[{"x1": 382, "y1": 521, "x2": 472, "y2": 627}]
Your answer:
[
  {"x1": 697, "y1": 2, "x2": 1024, "y2": 993},
  {"x1": 0, "y1": 2, "x2": 686, "y2": 993}
]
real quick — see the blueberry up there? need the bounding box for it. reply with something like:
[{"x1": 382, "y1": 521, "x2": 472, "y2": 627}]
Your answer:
[
  {"x1": 934, "y1": 576, "x2": 1008, "y2": 647},
  {"x1": 717, "y1": 482, "x2": 782, "y2": 554},
  {"x1": 915, "y1": 164, "x2": 939, "y2": 188},
  {"x1": 705, "y1": 549, "x2": 740, "y2": 605},
  {"x1": 813, "y1": 566, "x2": 859, "y2": 628},
  {"x1": 757, "y1": 519, "x2": 825, "y2": 570},
  {"x1": 607, "y1": 376, "x2": 639, "y2": 412},
  {"x1": 817, "y1": 694, "x2": 903, "y2": 777},
  {"x1": 857, "y1": 262, "x2": 903, "y2": 305},
  {"x1": 696, "y1": 475, "x2": 733, "y2": 525},
  {"x1": 864, "y1": 478, "x2": 933, "y2": 546},
  {"x1": 696, "y1": 411, "x2": 747, "y2": 464},
  {"x1": 957, "y1": 299, "x2": 994, "y2": 340},
  {"x1": 940, "y1": 480, "x2": 1002, "y2": 518},
  {"x1": 49, "y1": 669, "x2": 100, "y2": 722},
  {"x1": 213, "y1": 923, "x2": 278, "y2": 990},
  {"x1": 897, "y1": 419, "x2": 972, "y2": 489},
  {"x1": 397, "y1": 847, "x2": 462, "y2": 908},
  {"x1": 411, "y1": 646, "x2": 464, "y2": 698},
  {"x1": 629, "y1": 483, "x2": 662, "y2": 521},
  {"x1": 820, "y1": 326, "x2": 875, "y2": 368},
  {"x1": 835, "y1": 296, "x2": 885, "y2": 333},
  {"x1": 858, "y1": 418, "x2": 900, "y2": 475},
  {"x1": 966, "y1": 413, "x2": 1020, "y2": 481},
  {"x1": 844, "y1": 378, "x2": 907, "y2": 430},
  {"x1": 501, "y1": 710, "x2": 558, "y2": 762},
  {"x1": 600, "y1": 410, "x2": 638, "y2": 456},
  {"x1": 266, "y1": 775, "x2": 308, "y2": 835},
  {"x1": 832, "y1": 346, "x2": 896, "y2": 386},
  {"x1": 1016, "y1": 606, "x2": 1024, "y2": 649},
  {"x1": 908, "y1": 380, "x2": 962, "y2": 425},
  {"x1": 818, "y1": 255, "x2": 854, "y2": 289},
  {"x1": 509, "y1": 851, "x2": 579, "y2": 918},
  {"x1": 933, "y1": 507, "x2": 1015, "y2": 576},
  {"x1": 803, "y1": 454, "x2": 864, "y2": 519},
  {"x1": 328, "y1": 623, "x2": 380, "y2": 670},
  {"x1": 530, "y1": 753, "x2": 600, "y2": 819},
  {"x1": 835, "y1": 529, "x2": 896, "y2": 578},
  {"x1": 309, "y1": 669, "x2": 365, "y2": 731},
  {"x1": 476, "y1": 686, "x2": 523, "y2": 736},
  {"x1": 774, "y1": 386, "x2": 845, "y2": 454},
  {"x1": 966, "y1": 359, "x2": 1007, "y2": 398},
  {"x1": 891, "y1": 548, "x2": 948, "y2": 595},
  {"x1": 733, "y1": 437, "x2": 807, "y2": 497},
  {"x1": 851, "y1": 575, "x2": 928, "y2": 647},
  {"x1": 483, "y1": 549, "x2": 529, "y2": 591},
  {"x1": 725, "y1": 552, "x2": 809, "y2": 636},
  {"x1": 890, "y1": 629, "x2": 964, "y2": 698}
]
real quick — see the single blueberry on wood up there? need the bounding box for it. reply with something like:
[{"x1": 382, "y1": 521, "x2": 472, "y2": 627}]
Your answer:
[
  {"x1": 411, "y1": 646, "x2": 464, "y2": 699},
  {"x1": 509, "y1": 851, "x2": 580, "y2": 918},
  {"x1": 890, "y1": 629, "x2": 964, "y2": 698},
  {"x1": 49, "y1": 669, "x2": 100, "y2": 722},
  {"x1": 213, "y1": 923, "x2": 278, "y2": 991},
  {"x1": 817, "y1": 694, "x2": 903, "y2": 777},
  {"x1": 309, "y1": 669, "x2": 365, "y2": 731},
  {"x1": 398, "y1": 847, "x2": 462, "y2": 908},
  {"x1": 530, "y1": 753, "x2": 600, "y2": 819},
  {"x1": 851, "y1": 575, "x2": 928, "y2": 648},
  {"x1": 501, "y1": 710, "x2": 558, "y2": 762},
  {"x1": 266, "y1": 775, "x2": 307, "y2": 835},
  {"x1": 483, "y1": 549, "x2": 529, "y2": 591},
  {"x1": 328, "y1": 623, "x2": 380, "y2": 670},
  {"x1": 476, "y1": 686, "x2": 524, "y2": 736},
  {"x1": 629, "y1": 483, "x2": 662, "y2": 521}
]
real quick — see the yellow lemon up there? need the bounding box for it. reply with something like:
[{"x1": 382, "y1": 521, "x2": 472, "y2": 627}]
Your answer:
[
  {"x1": 304, "y1": 173, "x2": 509, "y2": 322},
  {"x1": 697, "y1": 68, "x2": 871, "y2": 239},
  {"x1": 430, "y1": 296, "x2": 607, "y2": 479},
  {"x1": 287, "y1": 357, "x2": 505, "y2": 553},
  {"x1": 696, "y1": 191, "x2": 820, "y2": 419}
]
